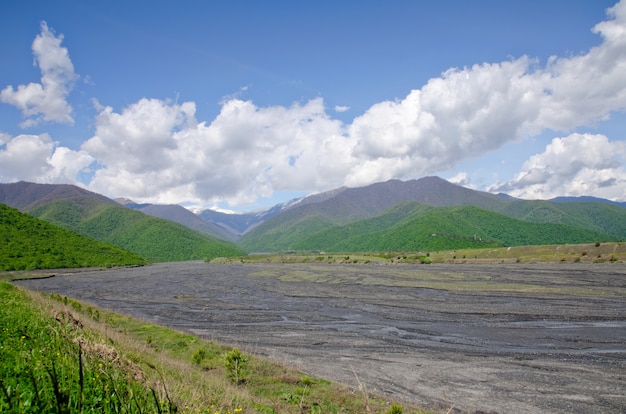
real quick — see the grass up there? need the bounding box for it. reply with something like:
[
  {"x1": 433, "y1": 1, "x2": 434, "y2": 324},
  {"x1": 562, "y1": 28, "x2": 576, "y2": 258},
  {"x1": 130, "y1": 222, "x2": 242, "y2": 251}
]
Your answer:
[
  {"x1": 0, "y1": 282, "x2": 173, "y2": 413},
  {"x1": 212, "y1": 241, "x2": 626, "y2": 265},
  {"x1": 244, "y1": 265, "x2": 622, "y2": 297},
  {"x1": 428, "y1": 241, "x2": 626, "y2": 264},
  {"x1": 0, "y1": 281, "x2": 430, "y2": 413}
]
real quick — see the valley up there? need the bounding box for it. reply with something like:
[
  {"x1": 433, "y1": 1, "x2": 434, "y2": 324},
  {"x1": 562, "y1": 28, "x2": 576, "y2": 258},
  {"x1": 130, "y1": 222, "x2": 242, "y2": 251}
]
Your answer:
[{"x1": 16, "y1": 261, "x2": 626, "y2": 413}]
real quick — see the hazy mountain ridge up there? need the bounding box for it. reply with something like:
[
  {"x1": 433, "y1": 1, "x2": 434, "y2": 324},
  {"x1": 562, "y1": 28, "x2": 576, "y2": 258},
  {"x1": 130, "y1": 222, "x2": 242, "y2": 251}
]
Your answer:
[
  {"x1": 116, "y1": 200, "x2": 235, "y2": 241},
  {"x1": 549, "y1": 195, "x2": 626, "y2": 208}
]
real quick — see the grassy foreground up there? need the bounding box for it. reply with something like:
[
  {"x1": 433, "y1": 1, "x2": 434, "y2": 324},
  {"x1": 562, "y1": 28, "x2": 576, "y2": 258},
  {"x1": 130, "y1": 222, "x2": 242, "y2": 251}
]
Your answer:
[{"x1": 0, "y1": 281, "x2": 426, "y2": 414}]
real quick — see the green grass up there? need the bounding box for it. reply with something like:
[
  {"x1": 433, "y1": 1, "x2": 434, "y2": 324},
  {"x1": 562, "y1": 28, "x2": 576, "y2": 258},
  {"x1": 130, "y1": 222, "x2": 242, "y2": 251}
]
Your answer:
[
  {"x1": 215, "y1": 241, "x2": 626, "y2": 267},
  {"x1": 1, "y1": 282, "x2": 430, "y2": 414},
  {"x1": 0, "y1": 281, "x2": 172, "y2": 413}
]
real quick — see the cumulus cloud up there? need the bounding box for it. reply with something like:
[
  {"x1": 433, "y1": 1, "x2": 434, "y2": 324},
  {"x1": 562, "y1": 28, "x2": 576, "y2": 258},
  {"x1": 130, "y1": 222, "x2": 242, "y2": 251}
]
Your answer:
[
  {"x1": 334, "y1": 105, "x2": 350, "y2": 113},
  {"x1": 80, "y1": 0, "x2": 626, "y2": 207},
  {"x1": 3, "y1": 3, "x2": 626, "y2": 208},
  {"x1": 448, "y1": 172, "x2": 473, "y2": 188},
  {"x1": 488, "y1": 133, "x2": 626, "y2": 200},
  {"x1": 0, "y1": 134, "x2": 93, "y2": 183},
  {"x1": 0, "y1": 22, "x2": 76, "y2": 127},
  {"x1": 344, "y1": 0, "x2": 626, "y2": 185},
  {"x1": 83, "y1": 97, "x2": 350, "y2": 205}
]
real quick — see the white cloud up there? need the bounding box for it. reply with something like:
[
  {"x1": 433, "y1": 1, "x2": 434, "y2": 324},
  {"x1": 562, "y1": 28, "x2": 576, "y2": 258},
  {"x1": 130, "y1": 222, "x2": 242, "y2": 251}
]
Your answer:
[
  {"x1": 448, "y1": 172, "x2": 473, "y2": 188},
  {"x1": 341, "y1": 1, "x2": 626, "y2": 188},
  {"x1": 80, "y1": 0, "x2": 626, "y2": 206},
  {"x1": 334, "y1": 105, "x2": 350, "y2": 113},
  {"x1": 4, "y1": 3, "x2": 626, "y2": 208},
  {"x1": 0, "y1": 134, "x2": 93, "y2": 183},
  {"x1": 488, "y1": 133, "x2": 626, "y2": 200},
  {"x1": 0, "y1": 22, "x2": 76, "y2": 127},
  {"x1": 82, "y1": 97, "x2": 351, "y2": 206}
]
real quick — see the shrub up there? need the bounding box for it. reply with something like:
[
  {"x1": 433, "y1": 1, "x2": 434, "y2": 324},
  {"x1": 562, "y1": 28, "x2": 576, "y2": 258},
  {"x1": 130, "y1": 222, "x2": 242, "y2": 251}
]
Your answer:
[{"x1": 224, "y1": 348, "x2": 248, "y2": 385}]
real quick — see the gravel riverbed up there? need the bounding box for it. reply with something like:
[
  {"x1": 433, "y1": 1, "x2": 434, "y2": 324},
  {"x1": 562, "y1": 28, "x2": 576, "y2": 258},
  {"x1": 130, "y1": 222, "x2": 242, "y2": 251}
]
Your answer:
[{"x1": 15, "y1": 262, "x2": 626, "y2": 413}]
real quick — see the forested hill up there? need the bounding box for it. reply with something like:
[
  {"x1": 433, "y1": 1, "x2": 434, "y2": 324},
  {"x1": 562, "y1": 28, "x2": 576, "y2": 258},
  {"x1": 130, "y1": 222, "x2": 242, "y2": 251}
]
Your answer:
[
  {"x1": 0, "y1": 182, "x2": 245, "y2": 262},
  {"x1": 0, "y1": 203, "x2": 147, "y2": 270},
  {"x1": 289, "y1": 204, "x2": 620, "y2": 253},
  {"x1": 27, "y1": 198, "x2": 246, "y2": 263}
]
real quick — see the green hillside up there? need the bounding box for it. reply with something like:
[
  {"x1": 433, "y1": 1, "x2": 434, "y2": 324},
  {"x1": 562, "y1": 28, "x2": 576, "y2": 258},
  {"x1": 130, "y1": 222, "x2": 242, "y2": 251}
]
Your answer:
[
  {"x1": 0, "y1": 204, "x2": 147, "y2": 270},
  {"x1": 500, "y1": 200, "x2": 626, "y2": 238},
  {"x1": 238, "y1": 203, "x2": 350, "y2": 252},
  {"x1": 290, "y1": 204, "x2": 619, "y2": 253},
  {"x1": 28, "y1": 198, "x2": 245, "y2": 262}
]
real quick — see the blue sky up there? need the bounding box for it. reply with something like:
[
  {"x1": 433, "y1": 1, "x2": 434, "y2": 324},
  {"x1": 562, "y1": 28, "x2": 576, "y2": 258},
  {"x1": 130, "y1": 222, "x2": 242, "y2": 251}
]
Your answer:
[{"x1": 1, "y1": 0, "x2": 625, "y2": 212}]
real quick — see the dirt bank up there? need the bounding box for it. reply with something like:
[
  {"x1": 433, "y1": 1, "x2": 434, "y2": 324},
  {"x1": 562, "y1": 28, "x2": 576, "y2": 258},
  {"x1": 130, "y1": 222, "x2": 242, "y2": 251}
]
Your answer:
[{"x1": 15, "y1": 262, "x2": 626, "y2": 413}]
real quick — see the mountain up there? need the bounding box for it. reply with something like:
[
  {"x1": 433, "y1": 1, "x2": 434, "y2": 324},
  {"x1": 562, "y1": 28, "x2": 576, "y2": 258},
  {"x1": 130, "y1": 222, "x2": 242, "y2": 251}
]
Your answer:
[
  {"x1": 3, "y1": 177, "x2": 625, "y2": 257},
  {"x1": 290, "y1": 203, "x2": 618, "y2": 253},
  {"x1": 549, "y1": 195, "x2": 626, "y2": 208},
  {"x1": 283, "y1": 176, "x2": 509, "y2": 218},
  {"x1": 0, "y1": 181, "x2": 116, "y2": 210},
  {"x1": 0, "y1": 203, "x2": 147, "y2": 270},
  {"x1": 198, "y1": 198, "x2": 301, "y2": 239},
  {"x1": 498, "y1": 200, "x2": 626, "y2": 238},
  {"x1": 117, "y1": 200, "x2": 235, "y2": 241},
  {"x1": 238, "y1": 176, "x2": 513, "y2": 251},
  {"x1": 238, "y1": 177, "x2": 626, "y2": 253},
  {"x1": 0, "y1": 182, "x2": 245, "y2": 262}
]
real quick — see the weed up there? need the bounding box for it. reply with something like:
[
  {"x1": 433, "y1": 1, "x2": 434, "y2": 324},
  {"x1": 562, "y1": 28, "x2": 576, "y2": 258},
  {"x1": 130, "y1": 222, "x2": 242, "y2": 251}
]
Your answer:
[
  {"x1": 387, "y1": 402, "x2": 404, "y2": 413},
  {"x1": 192, "y1": 348, "x2": 207, "y2": 365}
]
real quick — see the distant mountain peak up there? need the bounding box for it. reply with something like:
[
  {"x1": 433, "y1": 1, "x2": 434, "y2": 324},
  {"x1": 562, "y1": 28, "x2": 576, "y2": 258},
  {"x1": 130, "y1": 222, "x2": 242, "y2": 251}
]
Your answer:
[{"x1": 114, "y1": 197, "x2": 136, "y2": 205}]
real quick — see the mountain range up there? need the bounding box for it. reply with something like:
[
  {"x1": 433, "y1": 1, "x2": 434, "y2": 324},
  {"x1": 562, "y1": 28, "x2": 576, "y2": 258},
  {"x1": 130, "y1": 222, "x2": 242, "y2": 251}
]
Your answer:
[
  {"x1": 0, "y1": 181, "x2": 245, "y2": 263},
  {"x1": 1, "y1": 176, "x2": 625, "y2": 260}
]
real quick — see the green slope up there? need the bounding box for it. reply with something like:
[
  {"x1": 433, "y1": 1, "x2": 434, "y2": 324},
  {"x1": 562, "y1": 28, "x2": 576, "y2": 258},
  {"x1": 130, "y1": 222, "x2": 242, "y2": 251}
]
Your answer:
[
  {"x1": 500, "y1": 200, "x2": 626, "y2": 238},
  {"x1": 0, "y1": 204, "x2": 147, "y2": 270},
  {"x1": 238, "y1": 203, "x2": 347, "y2": 252},
  {"x1": 28, "y1": 198, "x2": 246, "y2": 262},
  {"x1": 291, "y1": 204, "x2": 619, "y2": 253}
]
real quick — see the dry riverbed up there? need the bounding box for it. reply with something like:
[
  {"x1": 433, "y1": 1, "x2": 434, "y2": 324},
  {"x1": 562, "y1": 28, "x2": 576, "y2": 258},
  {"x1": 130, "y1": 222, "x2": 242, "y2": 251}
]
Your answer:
[{"x1": 15, "y1": 262, "x2": 626, "y2": 413}]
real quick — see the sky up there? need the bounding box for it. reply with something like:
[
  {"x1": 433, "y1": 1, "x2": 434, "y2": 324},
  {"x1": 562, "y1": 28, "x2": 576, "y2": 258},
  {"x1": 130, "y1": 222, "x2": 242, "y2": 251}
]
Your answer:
[{"x1": 1, "y1": 0, "x2": 625, "y2": 212}]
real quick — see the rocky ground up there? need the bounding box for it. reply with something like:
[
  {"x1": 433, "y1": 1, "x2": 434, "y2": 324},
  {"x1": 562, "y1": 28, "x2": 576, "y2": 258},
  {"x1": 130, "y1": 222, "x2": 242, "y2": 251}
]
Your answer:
[{"x1": 15, "y1": 262, "x2": 626, "y2": 413}]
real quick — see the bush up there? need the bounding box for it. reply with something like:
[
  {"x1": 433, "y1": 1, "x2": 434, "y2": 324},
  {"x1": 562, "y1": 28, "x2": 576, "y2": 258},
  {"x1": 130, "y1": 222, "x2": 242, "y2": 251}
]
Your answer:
[{"x1": 224, "y1": 348, "x2": 248, "y2": 385}]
